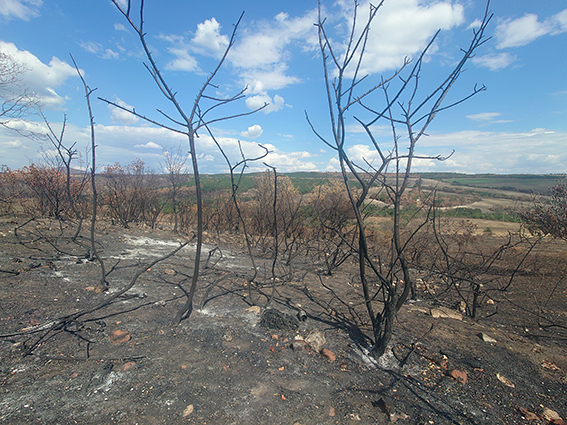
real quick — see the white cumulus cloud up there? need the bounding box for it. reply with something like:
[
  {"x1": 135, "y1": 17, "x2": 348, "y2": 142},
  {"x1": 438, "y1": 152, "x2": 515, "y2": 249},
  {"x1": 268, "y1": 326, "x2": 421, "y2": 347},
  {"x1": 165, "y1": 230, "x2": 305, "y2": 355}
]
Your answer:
[
  {"x1": 164, "y1": 47, "x2": 199, "y2": 72},
  {"x1": 107, "y1": 98, "x2": 139, "y2": 125},
  {"x1": 472, "y1": 52, "x2": 516, "y2": 71},
  {"x1": 341, "y1": 0, "x2": 465, "y2": 76},
  {"x1": 240, "y1": 124, "x2": 263, "y2": 139},
  {"x1": 0, "y1": 41, "x2": 77, "y2": 109},
  {"x1": 135, "y1": 141, "x2": 163, "y2": 149},
  {"x1": 159, "y1": 17, "x2": 229, "y2": 72},
  {"x1": 245, "y1": 94, "x2": 285, "y2": 114},
  {"x1": 495, "y1": 8, "x2": 567, "y2": 49},
  {"x1": 191, "y1": 18, "x2": 229, "y2": 56}
]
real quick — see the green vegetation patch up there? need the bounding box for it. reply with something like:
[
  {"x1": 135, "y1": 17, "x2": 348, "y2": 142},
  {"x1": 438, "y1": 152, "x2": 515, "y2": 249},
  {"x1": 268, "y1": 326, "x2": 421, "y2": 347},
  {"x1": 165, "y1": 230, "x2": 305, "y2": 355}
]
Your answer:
[{"x1": 420, "y1": 173, "x2": 567, "y2": 194}]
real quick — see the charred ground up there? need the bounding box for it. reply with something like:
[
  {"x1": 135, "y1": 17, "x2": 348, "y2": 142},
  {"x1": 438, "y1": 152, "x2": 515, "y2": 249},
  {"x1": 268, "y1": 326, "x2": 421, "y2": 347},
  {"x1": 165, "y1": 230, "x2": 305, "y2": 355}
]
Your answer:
[{"x1": 0, "y1": 216, "x2": 566, "y2": 425}]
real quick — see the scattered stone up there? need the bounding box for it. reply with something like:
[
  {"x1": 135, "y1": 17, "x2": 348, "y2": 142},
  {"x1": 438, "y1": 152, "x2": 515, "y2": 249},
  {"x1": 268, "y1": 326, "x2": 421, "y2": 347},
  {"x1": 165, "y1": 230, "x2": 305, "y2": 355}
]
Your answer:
[
  {"x1": 93, "y1": 284, "x2": 108, "y2": 294},
  {"x1": 182, "y1": 404, "x2": 194, "y2": 417},
  {"x1": 438, "y1": 355, "x2": 449, "y2": 370},
  {"x1": 458, "y1": 301, "x2": 467, "y2": 313},
  {"x1": 245, "y1": 305, "x2": 261, "y2": 314},
  {"x1": 430, "y1": 307, "x2": 462, "y2": 321},
  {"x1": 329, "y1": 406, "x2": 335, "y2": 417},
  {"x1": 479, "y1": 333, "x2": 497, "y2": 343},
  {"x1": 164, "y1": 268, "x2": 176, "y2": 276},
  {"x1": 496, "y1": 373, "x2": 515, "y2": 388},
  {"x1": 542, "y1": 408, "x2": 562, "y2": 422},
  {"x1": 541, "y1": 361, "x2": 560, "y2": 371},
  {"x1": 290, "y1": 340, "x2": 309, "y2": 351},
  {"x1": 518, "y1": 406, "x2": 539, "y2": 421},
  {"x1": 321, "y1": 348, "x2": 337, "y2": 362},
  {"x1": 486, "y1": 299, "x2": 495, "y2": 305},
  {"x1": 448, "y1": 369, "x2": 468, "y2": 384},
  {"x1": 260, "y1": 309, "x2": 299, "y2": 331},
  {"x1": 119, "y1": 361, "x2": 136, "y2": 371},
  {"x1": 84, "y1": 286, "x2": 95, "y2": 292},
  {"x1": 122, "y1": 288, "x2": 146, "y2": 299},
  {"x1": 109, "y1": 329, "x2": 131, "y2": 344},
  {"x1": 305, "y1": 329, "x2": 326, "y2": 352},
  {"x1": 390, "y1": 413, "x2": 410, "y2": 422},
  {"x1": 297, "y1": 309, "x2": 307, "y2": 322},
  {"x1": 347, "y1": 413, "x2": 361, "y2": 421},
  {"x1": 154, "y1": 300, "x2": 166, "y2": 307}
]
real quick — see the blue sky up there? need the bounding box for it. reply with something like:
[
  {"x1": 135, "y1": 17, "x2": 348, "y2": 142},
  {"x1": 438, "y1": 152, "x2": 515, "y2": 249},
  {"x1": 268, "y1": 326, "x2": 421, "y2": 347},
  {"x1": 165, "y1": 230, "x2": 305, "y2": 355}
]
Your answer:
[{"x1": 0, "y1": 0, "x2": 566, "y2": 174}]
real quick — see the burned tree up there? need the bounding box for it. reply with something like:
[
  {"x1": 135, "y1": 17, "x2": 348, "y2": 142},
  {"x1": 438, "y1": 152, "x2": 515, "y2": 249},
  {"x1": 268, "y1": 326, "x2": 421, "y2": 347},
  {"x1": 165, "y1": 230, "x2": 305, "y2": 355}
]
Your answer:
[
  {"x1": 0, "y1": 51, "x2": 38, "y2": 129},
  {"x1": 308, "y1": 0, "x2": 492, "y2": 358},
  {"x1": 104, "y1": 1, "x2": 266, "y2": 324}
]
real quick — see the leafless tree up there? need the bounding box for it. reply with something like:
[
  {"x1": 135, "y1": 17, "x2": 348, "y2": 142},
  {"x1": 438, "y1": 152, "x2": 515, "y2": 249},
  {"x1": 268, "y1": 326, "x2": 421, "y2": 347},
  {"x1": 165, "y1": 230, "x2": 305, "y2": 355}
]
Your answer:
[
  {"x1": 0, "y1": 52, "x2": 38, "y2": 129},
  {"x1": 41, "y1": 113, "x2": 89, "y2": 240},
  {"x1": 104, "y1": 1, "x2": 266, "y2": 324},
  {"x1": 71, "y1": 55, "x2": 106, "y2": 288},
  {"x1": 307, "y1": 0, "x2": 492, "y2": 358},
  {"x1": 161, "y1": 146, "x2": 189, "y2": 233},
  {"x1": 205, "y1": 128, "x2": 269, "y2": 300},
  {"x1": 521, "y1": 182, "x2": 567, "y2": 243}
]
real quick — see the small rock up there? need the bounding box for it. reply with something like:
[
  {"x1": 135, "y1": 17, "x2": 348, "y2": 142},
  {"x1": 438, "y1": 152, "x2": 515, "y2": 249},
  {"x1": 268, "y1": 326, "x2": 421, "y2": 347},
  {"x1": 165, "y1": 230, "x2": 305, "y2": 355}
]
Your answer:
[
  {"x1": 496, "y1": 373, "x2": 515, "y2": 388},
  {"x1": 541, "y1": 361, "x2": 560, "y2": 371},
  {"x1": 119, "y1": 361, "x2": 136, "y2": 371},
  {"x1": 305, "y1": 329, "x2": 326, "y2": 353},
  {"x1": 430, "y1": 307, "x2": 462, "y2": 320},
  {"x1": 164, "y1": 268, "x2": 176, "y2": 276},
  {"x1": 329, "y1": 406, "x2": 335, "y2": 417},
  {"x1": 438, "y1": 355, "x2": 449, "y2": 370},
  {"x1": 109, "y1": 329, "x2": 131, "y2": 344},
  {"x1": 390, "y1": 413, "x2": 410, "y2": 422},
  {"x1": 291, "y1": 340, "x2": 309, "y2": 351},
  {"x1": 518, "y1": 407, "x2": 539, "y2": 421},
  {"x1": 458, "y1": 301, "x2": 467, "y2": 313},
  {"x1": 542, "y1": 408, "x2": 562, "y2": 422},
  {"x1": 182, "y1": 404, "x2": 194, "y2": 417},
  {"x1": 479, "y1": 333, "x2": 497, "y2": 343},
  {"x1": 347, "y1": 413, "x2": 361, "y2": 421},
  {"x1": 321, "y1": 348, "x2": 337, "y2": 361},
  {"x1": 123, "y1": 288, "x2": 146, "y2": 299},
  {"x1": 297, "y1": 310, "x2": 307, "y2": 322},
  {"x1": 84, "y1": 286, "x2": 95, "y2": 292},
  {"x1": 486, "y1": 299, "x2": 495, "y2": 305},
  {"x1": 448, "y1": 369, "x2": 468, "y2": 384},
  {"x1": 93, "y1": 284, "x2": 108, "y2": 294},
  {"x1": 245, "y1": 305, "x2": 261, "y2": 314}
]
